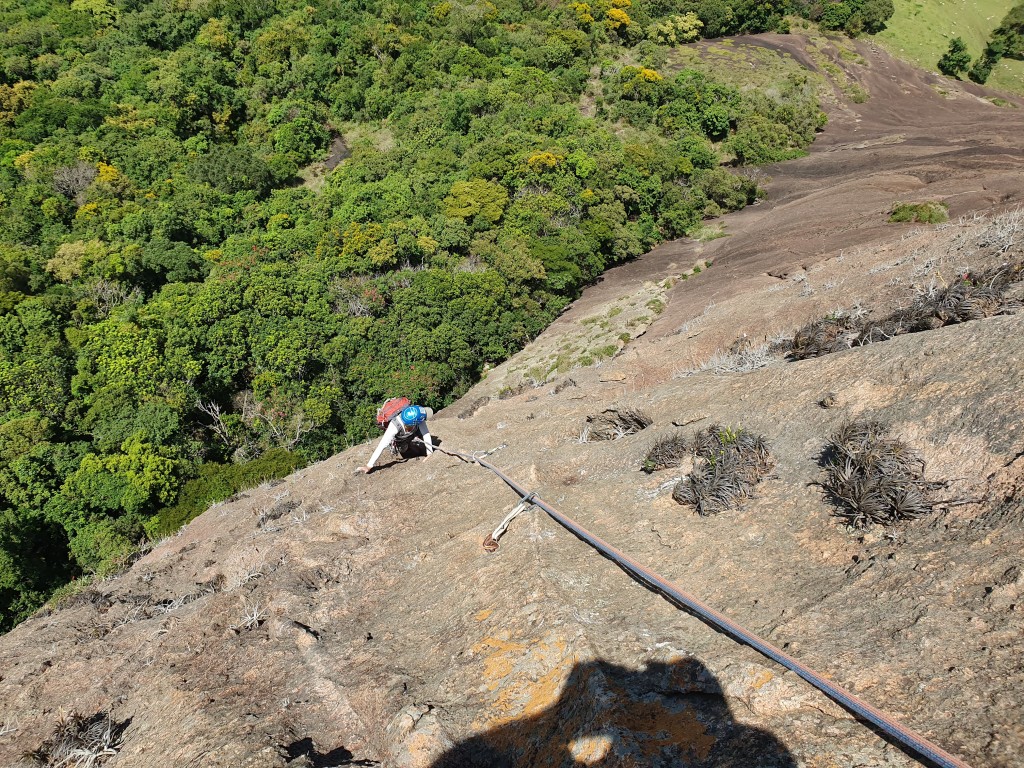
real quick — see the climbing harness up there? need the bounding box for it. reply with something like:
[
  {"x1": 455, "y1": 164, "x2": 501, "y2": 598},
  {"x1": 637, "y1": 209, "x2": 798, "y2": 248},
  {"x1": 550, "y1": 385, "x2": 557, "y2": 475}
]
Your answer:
[
  {"x1": 389, "y1": 431, "x2": 416, "y2": 458},
  {"x1": 482, "y1": 492, "x2": 537, "y2": 552},
  {"x1": 423, "y1": 440, "x2": 975, "y2": 768}
]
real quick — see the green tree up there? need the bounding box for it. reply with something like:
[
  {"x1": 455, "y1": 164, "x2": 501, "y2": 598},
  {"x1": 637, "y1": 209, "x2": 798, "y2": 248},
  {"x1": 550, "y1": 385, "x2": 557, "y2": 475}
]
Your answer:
[
  {"x1": 858, "y1": 0, "x2": 895, "y2": 33},
  {"x1": 1, "y1": 505, "x2": 74, "y2": 631},
  {"x1": 65, "y1": 434, "x2": 182, "y2": 516},
  {"x1": 190, "y1": 144, "x2": 273, "y2": 195},
  {"x1": 647, "y1": 13, "x2": 704, "y2": 43},
  {"x1": 442, "y1": 179, "x2": 509, "y2": 226},
  {"x1": 967, "y1": 56, "x2": 995, "y2": 84},
  {"x1": 938, "y1": 37, "x2": 972, "y2": 77},
  {"x1": 70, "y1": 0, "x2": 118, "y2": 26}
]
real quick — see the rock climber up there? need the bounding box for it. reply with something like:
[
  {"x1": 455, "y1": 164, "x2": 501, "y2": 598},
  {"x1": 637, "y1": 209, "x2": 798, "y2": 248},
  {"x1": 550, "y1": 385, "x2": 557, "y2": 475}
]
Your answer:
[{"x1": 357, "y1": 402, "x2": 434, "y2": 474}]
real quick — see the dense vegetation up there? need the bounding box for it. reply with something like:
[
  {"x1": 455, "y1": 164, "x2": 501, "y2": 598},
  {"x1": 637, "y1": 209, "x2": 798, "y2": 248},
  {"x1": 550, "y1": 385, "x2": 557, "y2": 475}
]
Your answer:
[
  {"x1": 967, "y1": 2, "x2": 1024, "y2": 83},
  {"x1": 792, "y1": 0, "x2": 894, "y2": 37},
  {"x1": 0, "y1": 0, "x2": 830, "y2": 629}
]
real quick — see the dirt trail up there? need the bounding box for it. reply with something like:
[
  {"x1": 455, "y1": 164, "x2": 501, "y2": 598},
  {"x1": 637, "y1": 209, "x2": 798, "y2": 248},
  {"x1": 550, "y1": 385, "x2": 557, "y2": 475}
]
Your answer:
[{"x1": 1, "y1": 33, "x2": 1023, "y2": 768}]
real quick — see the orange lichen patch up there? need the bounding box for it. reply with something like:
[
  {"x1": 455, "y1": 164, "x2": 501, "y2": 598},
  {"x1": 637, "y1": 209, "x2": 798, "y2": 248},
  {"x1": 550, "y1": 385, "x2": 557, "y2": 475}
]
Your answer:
[
  {"x1": 474, "y1": 649, "x2": 583, "y2": 765},
  {"x1": 491, "y1": 645, "x2": 573, "y2": 721},
  {"x1": 751, "y1": 669, "x2": 775, "y2": 690},
  {"x1": 474, "y1": 608, "x2": 493, "y2": 622},
  {"x1": 611, "y1": 699, "x2": 716, "y2": 760},
  {"x1": 471, "y1": 636, "x2": 573, "y2": 722},
  {"x1": 568, "y1": 734, "x2": 612, "y2": 764},
  {"x1": 471, "y1": 636, "x2": 528, "y2": 685},
  {"x1": 403, "y1": 727, "x2": 443, "y2": 764}
]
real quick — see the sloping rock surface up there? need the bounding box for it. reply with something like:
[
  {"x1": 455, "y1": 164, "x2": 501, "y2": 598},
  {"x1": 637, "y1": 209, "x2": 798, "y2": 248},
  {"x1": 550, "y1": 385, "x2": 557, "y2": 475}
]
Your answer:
[{"x1": 2, "y1": 34, "x2": 1024, "y2": 768}]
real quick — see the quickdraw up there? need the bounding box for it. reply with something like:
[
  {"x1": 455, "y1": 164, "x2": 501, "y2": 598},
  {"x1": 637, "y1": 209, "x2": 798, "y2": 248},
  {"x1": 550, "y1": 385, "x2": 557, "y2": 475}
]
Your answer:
[{"x1": 482, "y1": 491, "x2": 537, "y2": 552}]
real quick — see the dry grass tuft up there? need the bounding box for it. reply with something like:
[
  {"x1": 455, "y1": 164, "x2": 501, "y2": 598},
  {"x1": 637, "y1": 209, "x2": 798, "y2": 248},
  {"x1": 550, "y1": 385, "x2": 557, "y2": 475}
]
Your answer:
[
  {"x1": 672, "y1": 425, "x2": 774, "y2": 515},
  {"x1": 25, "y1": 711, "x2": 125, "y2": 767},
  {"x1": 977, "y1": 206, "x2": 1024, "y2": 255},
  {"x1": 549, "y1": 377, "x2": 578, "y2": 395},
  {"x1": 580, "y1": 407, "x2": 653, "y2": 442},
  {"x1": 676, "y1": 344, "x2": 777, "y2": 377},
  {"x1": 820, "y1": 420, "x2": 945, "y2": 528}
]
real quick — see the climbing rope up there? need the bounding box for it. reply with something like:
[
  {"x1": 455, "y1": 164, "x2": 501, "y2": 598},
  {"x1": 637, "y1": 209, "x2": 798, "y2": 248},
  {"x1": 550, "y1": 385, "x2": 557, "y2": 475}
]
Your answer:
[{"x1": 423, "y1": 440, "x2": 974, "y2": 768}]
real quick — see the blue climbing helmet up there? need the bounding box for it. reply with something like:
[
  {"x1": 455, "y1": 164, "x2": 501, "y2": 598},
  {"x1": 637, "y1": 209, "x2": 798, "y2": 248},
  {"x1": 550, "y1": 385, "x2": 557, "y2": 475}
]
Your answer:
[{"x1": 400, "y1": 405, "x2": 426, "y2": 426}]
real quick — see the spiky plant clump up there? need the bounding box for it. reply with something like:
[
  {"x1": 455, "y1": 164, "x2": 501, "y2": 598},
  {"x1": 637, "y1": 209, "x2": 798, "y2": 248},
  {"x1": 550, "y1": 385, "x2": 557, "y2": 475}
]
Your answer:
[
  {"x1": 858, "y1": 261, "x2": 1023, "y2": 343},
  {"x1": 785, "y1": 259, "x2": 1024, "y2": 358},
  {"x1": 787, "y1": 314, "x2": 860, "y2": 360},
  {"x1": 672, "y1": 425, "x2": 774, "y2": 515},
  {"x1": 26, "y1": 712, "x2": 123, "y2": 767},
  {"x1": 642, "y1": 433, "x2": 690, "y2": 473},
  {"x1": 581, "y1": 407, "x2": 653, "y2": 442},
  {"x1": 550, "y1": 377, "x2": 578, "y2": 395},
  {"x1": 821, "y1": 419, "x2": 944, "y2": 528},
  {"x1": 914, "y1": 263, "x2": 1022, "y2": 323}
]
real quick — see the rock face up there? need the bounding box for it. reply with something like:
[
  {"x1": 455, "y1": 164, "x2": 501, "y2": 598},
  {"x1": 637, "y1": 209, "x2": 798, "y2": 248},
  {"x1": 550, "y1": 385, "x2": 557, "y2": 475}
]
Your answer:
[{"x1": 2, "y1": 35, "x2": 1024, "y2": 768}]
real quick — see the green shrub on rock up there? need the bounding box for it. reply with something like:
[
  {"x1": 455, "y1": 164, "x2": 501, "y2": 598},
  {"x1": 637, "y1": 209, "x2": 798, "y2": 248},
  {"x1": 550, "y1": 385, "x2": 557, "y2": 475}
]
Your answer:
[{"x1": 888, "y1": 200, "x2": 949, "y2": 224}]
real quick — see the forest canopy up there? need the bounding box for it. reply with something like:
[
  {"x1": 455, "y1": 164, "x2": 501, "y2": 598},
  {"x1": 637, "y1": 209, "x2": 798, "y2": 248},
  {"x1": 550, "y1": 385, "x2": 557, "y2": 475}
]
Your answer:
[{"x1": 0, "y1": 0, "x2": 831, "y2": 630}]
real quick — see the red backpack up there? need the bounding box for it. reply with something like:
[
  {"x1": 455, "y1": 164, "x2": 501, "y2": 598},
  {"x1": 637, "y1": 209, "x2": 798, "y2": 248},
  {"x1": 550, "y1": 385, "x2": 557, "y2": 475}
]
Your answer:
[{"x1": 375, "y1": 397, "x2": 411, "y2": 430}]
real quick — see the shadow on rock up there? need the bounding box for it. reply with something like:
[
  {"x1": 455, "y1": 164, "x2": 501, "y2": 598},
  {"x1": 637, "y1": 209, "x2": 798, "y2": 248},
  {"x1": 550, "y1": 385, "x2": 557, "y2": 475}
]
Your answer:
[
  {"x1": 428, "y1": 657, "x2": 795, "y2": 768},
  {"x1": 283, "y1": 736, "x2": 379, "y2": 766}
]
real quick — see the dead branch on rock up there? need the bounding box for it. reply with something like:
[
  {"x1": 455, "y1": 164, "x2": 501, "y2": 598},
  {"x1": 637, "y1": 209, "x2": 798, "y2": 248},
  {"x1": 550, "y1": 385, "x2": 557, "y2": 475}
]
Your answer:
[{"x1": 231, "y1": 597, "x2": 268, "y2": 631}]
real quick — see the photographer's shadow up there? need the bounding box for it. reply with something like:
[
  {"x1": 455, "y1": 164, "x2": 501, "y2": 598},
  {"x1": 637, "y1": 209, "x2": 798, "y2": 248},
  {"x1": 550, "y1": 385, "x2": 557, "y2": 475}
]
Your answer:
[{"x1": 430, "y1": 657, "x2": 795, "y2": 768}]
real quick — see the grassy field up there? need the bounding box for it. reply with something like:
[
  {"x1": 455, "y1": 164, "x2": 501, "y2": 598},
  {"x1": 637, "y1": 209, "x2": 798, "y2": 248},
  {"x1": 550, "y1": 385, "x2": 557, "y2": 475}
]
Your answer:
[
  {"x1": 670, "y1": 30, "x2": 870, "y2": 108},
  {"x1": 874, "y1": 0, "x2": 1024, "y2": 95},
  {"x1": 669, "y1": 37, "x2": 832, "y2": 96}
]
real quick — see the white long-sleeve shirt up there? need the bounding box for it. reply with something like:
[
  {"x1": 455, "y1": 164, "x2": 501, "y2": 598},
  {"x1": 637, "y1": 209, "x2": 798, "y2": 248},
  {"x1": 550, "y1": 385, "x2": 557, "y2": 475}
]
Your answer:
[{"x1": 365, "y1": 411, "x2": 433, "y2": 469}]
